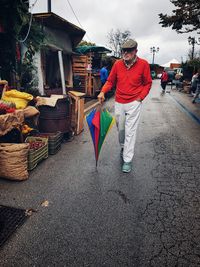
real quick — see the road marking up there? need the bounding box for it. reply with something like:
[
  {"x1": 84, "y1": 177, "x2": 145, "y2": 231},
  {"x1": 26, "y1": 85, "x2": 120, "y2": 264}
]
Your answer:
[{"x1": 169, "y1": 94, "x2": 200, "y2": 125}]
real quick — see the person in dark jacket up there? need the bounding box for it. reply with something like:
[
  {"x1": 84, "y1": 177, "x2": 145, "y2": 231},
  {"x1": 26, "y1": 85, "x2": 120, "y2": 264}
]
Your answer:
[
  {"x1": 192, "y1": 70, "x2": 200, "y2": 104},
  {"x1": 100, "y1": 62, "x2": 109, "y2": 86},
  {"x1": 190, "y1": 72, "x2": 198, "y2": 95}
]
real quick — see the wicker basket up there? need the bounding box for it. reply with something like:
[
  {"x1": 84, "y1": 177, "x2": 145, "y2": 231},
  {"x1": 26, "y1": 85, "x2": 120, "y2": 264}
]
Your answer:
[
  {"x1": 0, "y1": 143, "x2": 29, "y2": 180},
  {"x1": 25, "y1": 136, "x2": 48, "y2": 170}
]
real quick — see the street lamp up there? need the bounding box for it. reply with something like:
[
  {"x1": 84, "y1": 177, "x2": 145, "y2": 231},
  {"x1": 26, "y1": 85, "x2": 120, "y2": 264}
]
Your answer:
[
  {"x1": 150, "y1": 46, "x2": 159, "y2": 65},
  {"x1": 188, "y1": 36, "x2": 200, "y2": 60}
]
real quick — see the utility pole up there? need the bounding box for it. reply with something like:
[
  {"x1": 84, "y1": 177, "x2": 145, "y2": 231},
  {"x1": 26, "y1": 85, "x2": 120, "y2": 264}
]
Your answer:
[
  {"x1": 150, "y1": 46, "x2": 159, "y2": 65},
  {"x1": 48, "y1": 0, "x2": 51, "y2": 12},
  {"x1": 188, "y1": 36, "x2": 200, "y2": 60}
]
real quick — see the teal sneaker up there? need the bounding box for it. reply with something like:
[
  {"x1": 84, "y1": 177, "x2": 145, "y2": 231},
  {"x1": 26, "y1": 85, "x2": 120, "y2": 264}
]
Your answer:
[{"x1": 122, "y1": 162, "x2": 132, "y2": 173}]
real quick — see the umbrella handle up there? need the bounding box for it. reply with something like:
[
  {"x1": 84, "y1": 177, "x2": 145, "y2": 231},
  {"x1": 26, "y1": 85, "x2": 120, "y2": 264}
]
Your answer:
[{"x1": 96, "y1": 103, "x2": 103, "y2": 112}]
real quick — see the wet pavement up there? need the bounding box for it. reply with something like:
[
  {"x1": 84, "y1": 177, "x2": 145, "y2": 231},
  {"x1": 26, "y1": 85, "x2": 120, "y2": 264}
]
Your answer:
[{"x1": 0, "y1": 80, "x2": 200, "y2": 266}]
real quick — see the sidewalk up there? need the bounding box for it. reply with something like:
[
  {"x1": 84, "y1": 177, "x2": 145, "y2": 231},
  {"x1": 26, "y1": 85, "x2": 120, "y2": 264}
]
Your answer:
[{"x1": 167, "y1": 85, "x2": 200, "y2": 119}]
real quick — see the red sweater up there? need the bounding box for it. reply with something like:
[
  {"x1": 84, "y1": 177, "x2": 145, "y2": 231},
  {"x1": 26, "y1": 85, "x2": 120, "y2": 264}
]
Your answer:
[
  {"x1": 101, "y1": 58, "x2": 152, "y2": 103},
  {"x1": 161, "y1": 72, "x2": 168, "y2": 82}
]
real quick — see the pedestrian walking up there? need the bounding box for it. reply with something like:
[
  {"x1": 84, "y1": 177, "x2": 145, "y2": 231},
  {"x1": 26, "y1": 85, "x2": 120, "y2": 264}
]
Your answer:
[
  {"x1": 192, "y1": 70, "x2": 200, "y2": 104},
  {"x1": 174, "y1": 72, "x2": 183, "y2": 91},
  {"x1": 160, "y1": 69, "x2": 169, "y2": 93},
  {"x1": 100, "y1": 61, "x2": 109, "y2": 86},
  {"x1": 97, "y1": 39, "x2": 152, "y2": 173},
  {"x1": 189, "y1": 71, "x2": 198, "y2": 96}
]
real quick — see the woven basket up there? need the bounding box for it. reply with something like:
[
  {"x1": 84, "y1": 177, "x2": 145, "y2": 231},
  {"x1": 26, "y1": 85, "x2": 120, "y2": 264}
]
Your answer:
[{"x1": 0, "y1": 143, "x2": 30, "y2": 181}]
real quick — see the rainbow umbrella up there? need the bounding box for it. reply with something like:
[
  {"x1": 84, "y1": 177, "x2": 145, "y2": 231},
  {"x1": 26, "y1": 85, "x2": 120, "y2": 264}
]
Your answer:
[{"x1": 86, "y1": 108, "x2": 115, "y2": 167}]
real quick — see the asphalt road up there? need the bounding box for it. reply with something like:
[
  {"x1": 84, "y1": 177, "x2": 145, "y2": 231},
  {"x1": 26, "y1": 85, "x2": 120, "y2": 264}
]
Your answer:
[{"x1": 0, "y1": 80, "x2": 200, "y2": 267}]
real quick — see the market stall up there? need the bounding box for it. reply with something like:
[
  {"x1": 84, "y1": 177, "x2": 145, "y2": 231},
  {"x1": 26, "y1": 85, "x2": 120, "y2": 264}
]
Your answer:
[
  {"x1": 0, "y1": 84, "x2": 48, "y2": 180},
  {"x1": 72, "y1": 46, "x2": 111, "y2": 97},
  {"x1": 0, "y1": 80, "x2": 86, "y2": 181}
]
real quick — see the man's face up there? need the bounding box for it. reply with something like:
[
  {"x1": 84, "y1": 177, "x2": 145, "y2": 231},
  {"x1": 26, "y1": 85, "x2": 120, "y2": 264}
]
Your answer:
[{"x1": 122, "y1": 48, "x2": 137, "y2": 62}]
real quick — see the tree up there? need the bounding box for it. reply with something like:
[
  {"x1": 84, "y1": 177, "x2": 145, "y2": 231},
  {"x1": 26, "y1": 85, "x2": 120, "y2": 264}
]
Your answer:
[
  {"x1": 187, "y1": 49, "x2": 200, "y2": 61},
  {"x1": 19, "y1": 22, "x2": 46, "y2": 94},
  {"x1": 0, "y1": 0, "x2": 45, "y2": 92},
  {"x1": 181, "y1": 58, "x2": 200, "y2": 80},
  {"x1": 107, "y1": 29, "x2": 131, "y2": 57},
  {"x1": 159, "y1": 0, "x2": 200, "y2": 33},
  {"x1": 78, "y1": 40, "x2": 96, "y2": 46},
  {"x1": 0, "y1": 0, "x2": 29, "y2": 81}
]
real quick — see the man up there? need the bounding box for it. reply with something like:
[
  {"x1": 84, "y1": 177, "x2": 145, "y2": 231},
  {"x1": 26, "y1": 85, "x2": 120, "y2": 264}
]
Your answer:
[
  {"x1": 160, "y1": 69, "x2": 168, "y2": 93},
  {"x1": 192, "y1": 70, "x2": 200, "y2": 104},
  {"x1": 190, "y1": 71, "x2": 198, "y2": 96},
  {"x1": 100, "y1": 61, "x2": 109, "y2": 86},
  {"x1": 98, "y1": 39, "x2": 152, "y2": 173}
]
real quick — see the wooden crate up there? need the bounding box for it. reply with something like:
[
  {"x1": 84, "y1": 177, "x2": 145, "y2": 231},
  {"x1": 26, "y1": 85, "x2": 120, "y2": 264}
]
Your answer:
[
  {"x1": 72, "y1": 55, "x2": 93, "y2": 96},
  {"x1": 68, "y1": 91, "x2": 85, "y2": 135}
]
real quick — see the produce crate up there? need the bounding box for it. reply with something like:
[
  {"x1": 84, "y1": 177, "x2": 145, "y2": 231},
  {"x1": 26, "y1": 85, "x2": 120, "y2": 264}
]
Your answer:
[
  {"x1": 25, "y1": 136, "x2": 48, "y2": 171},
  {"x1": 48, "y1": 132, "x2": 63, "y2": 155},
  {"x1": 33, "y1": 132, "x2": 63, "y2": 155}
]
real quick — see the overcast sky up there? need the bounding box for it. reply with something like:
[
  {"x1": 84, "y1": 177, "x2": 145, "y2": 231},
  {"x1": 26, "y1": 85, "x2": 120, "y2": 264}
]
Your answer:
[{"x1": 30, "y1": 0, "x2": 198, "y2": 65}]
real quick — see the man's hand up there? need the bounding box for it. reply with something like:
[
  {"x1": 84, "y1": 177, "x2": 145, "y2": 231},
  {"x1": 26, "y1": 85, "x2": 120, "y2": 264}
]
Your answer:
[{"x1": 97, "y1": 92, "x2": 105, "y2": 104}]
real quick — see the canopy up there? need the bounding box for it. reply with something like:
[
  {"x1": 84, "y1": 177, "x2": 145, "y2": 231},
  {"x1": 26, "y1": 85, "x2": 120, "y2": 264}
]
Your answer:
[
  {"x1": 162, "y1": 58, "x2": 180, "y2": 68},
  {"x1": 75, "y1": 45, "x2": 111, "y2": 54},
  {"x1": 33, "y1": 12, "x2": 86, "y2": 47}
]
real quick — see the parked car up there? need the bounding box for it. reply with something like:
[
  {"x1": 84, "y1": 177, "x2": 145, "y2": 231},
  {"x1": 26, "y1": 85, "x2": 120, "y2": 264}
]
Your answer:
[{"x1": 166, "y1": 69, "x2": 176, "y2": 83}]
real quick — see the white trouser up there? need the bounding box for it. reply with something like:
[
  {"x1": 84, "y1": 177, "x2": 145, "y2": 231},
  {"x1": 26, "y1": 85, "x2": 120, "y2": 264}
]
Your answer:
[{"x1": 115, "y1": 100, "x2": 142, "y2": 163}]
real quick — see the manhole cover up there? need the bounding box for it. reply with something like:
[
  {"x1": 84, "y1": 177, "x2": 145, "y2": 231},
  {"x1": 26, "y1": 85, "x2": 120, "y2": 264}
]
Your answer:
[{"x1": 0, "y1": 205, "x2": 28, "y2": 247}]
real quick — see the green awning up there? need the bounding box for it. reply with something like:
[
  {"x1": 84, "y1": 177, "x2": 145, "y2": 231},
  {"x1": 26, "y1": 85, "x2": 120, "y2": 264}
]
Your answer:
[{"x1": 75, "y1": 45, "x2": 111, "y2": 54}]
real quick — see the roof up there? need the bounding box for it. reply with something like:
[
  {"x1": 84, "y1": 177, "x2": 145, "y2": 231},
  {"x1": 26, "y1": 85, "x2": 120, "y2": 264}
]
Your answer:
[
  {"x1": 33, "y1": 12, "x2": 85, "y2": 47},
  {"x1": 75, "y1": 45, "x2": 112, "y2": 54},
  {"x1": 162, "y1": 58, "x2": 180, "y2": 68}
]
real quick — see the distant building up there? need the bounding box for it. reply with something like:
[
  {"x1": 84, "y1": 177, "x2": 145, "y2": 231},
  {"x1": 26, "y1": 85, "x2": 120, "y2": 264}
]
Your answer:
[
  {"x1": 162, "y1": 59, "x2": 181, "y2": 69},
  {"x1": 32, "y1": 12, "x2": 85, "y2": 95}
]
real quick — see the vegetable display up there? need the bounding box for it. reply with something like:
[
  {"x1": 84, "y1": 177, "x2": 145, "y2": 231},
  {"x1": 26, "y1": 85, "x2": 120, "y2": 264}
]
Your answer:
[
  {"x1": 0, "y1": 101, "x2": 16, "y2": 114},
  {"x1": 26, "y1": 139, "x2": 46, "y2": 150}
]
